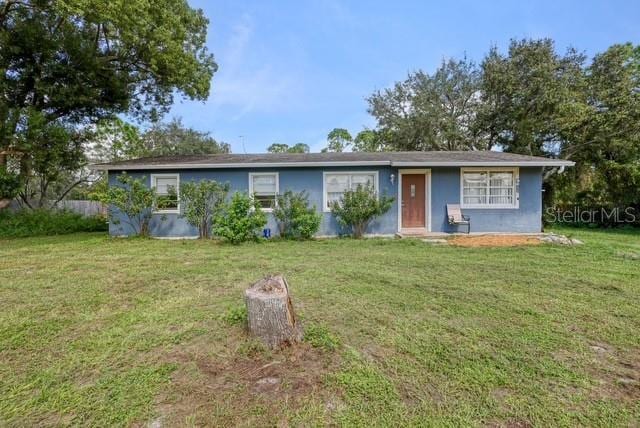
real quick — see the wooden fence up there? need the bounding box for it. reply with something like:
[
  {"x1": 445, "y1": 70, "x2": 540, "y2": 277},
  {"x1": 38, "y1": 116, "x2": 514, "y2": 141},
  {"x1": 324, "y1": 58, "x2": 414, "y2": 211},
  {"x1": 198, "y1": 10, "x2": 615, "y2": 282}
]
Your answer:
[{"x1": 8, "y1": 200, "x2": 107, "y2": 217}]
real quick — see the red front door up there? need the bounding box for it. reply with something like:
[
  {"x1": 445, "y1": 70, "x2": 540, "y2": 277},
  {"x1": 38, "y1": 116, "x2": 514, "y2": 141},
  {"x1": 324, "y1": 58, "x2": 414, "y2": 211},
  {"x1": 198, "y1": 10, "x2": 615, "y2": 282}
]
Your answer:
[{"x1": 402, "y1": 174, "x2": 425, "y2": 228}]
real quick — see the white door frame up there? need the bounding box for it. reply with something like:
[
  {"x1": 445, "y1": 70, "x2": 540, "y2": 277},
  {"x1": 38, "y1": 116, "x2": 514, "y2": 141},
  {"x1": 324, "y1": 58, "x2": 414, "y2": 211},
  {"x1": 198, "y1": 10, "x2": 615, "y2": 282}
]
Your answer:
[{"x1": 397, "y1": 169, "x2": 431, "y2": 232}]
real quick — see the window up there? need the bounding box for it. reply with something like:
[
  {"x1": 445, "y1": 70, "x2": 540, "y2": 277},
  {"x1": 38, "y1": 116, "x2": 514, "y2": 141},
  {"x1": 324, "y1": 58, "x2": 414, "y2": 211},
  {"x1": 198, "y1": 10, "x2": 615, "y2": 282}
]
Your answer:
[
  {"x1": 151, "y1": 174, "x2": 180, "y2": 213},
  {"x1": 323, "y1": 171, "x2": 378, "y2": 211},
  {"x1": 461, "y1": 168, "x2": 518, "y2": 208},
  {"x1": 249, "y1": 172, "x2": 279, "y2": 210}
]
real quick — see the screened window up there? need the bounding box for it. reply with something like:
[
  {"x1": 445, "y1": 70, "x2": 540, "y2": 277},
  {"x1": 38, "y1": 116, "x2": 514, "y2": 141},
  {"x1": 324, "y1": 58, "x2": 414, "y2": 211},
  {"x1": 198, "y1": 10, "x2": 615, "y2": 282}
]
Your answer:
[
  {"x1": 461, "y1": 169, "x2": 518, "y2": 208},
  {"x1": 324, "y1": 172, "x2": 378, "y2": 210},
  {"x1": 151, "y1": 174, "x2": 179, "y2": 213},
  {"x1": 249, "y1": 173, "x2": 279, "y2": 210}
]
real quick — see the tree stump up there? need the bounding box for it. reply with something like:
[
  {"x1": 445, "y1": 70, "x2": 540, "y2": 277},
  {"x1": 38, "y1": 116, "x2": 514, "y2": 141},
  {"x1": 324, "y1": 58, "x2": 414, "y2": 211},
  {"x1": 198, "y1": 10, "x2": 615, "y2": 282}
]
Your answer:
[{"x1": 244, "y1": 275, "x2": 303, "y2": 349}]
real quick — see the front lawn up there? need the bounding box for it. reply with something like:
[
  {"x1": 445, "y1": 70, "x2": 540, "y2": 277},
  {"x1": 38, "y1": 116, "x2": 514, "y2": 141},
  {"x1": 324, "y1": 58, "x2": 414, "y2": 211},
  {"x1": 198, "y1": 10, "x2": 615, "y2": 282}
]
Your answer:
[{"x1": 1, "y1": 228, "x2": 639, "y2": 426}]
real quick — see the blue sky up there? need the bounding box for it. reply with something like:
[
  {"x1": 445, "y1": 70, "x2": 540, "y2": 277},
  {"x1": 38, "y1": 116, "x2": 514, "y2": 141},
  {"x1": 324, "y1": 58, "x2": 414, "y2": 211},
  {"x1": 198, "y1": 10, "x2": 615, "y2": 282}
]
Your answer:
[{"x1": 168, "y1": 0, "x2": 639, "y2": 153}]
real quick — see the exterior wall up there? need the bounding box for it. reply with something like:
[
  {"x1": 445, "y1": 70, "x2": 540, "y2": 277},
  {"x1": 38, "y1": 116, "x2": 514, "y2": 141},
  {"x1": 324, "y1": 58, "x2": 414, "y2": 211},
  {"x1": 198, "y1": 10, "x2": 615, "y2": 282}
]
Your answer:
[
  {"x1": 107, "y1": 165, "x2": 543, "y2": 237},
  {"x1": 430, "y1": 167, "x2": 543, "y2": 233},
  {"x1": 107, "y1": 166, "x2": 398, "y2": 237}
]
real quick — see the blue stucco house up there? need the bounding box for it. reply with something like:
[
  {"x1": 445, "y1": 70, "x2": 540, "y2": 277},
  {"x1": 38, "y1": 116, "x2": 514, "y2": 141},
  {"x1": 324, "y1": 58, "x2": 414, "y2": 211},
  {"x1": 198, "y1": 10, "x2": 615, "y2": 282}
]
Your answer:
[{"x1": 94, "y1": 151, "x2": 573, "y2": 237}]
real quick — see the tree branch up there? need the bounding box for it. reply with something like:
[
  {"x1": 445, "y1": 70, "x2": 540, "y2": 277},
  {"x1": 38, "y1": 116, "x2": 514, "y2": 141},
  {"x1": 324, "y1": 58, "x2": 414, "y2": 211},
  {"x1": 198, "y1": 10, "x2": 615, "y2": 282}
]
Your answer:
[
  {"x1": 18, "y1": 191, "x2": 33, "y2": 209},
  {"x1": 52, "y1": 178, "x2": 88, "y2": 206}
]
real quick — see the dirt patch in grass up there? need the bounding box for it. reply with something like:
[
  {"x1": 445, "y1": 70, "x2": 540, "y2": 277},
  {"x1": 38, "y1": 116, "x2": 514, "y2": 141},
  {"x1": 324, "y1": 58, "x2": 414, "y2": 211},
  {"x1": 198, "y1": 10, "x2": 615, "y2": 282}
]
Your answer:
[
  {"x1": 156, "y1": 339, "x2": 340, "y2": 425},
  {"x1": 586, "y1": 343, "x2": 640, "y2": 402},
  {"x1": 450, "y1": 235, "x2": 542, "y2": 247}
]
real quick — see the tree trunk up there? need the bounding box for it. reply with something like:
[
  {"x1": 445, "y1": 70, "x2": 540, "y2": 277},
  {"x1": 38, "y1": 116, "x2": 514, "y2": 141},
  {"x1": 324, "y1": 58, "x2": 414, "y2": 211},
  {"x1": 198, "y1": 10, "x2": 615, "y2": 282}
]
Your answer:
[{"x1": 244, "y1": 275, "x2": 303, "y2": 349}]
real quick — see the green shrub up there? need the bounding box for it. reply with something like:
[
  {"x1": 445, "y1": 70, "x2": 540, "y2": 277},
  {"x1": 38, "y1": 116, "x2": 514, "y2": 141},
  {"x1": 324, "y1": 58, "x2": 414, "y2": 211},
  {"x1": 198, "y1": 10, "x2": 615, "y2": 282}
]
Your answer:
[
  {"x1": 180, "y1": 180, "x2": 230, "y2": 239},
  {"x1": 0, "y1": 166, "x2": 21, "y2": 200},
  {"x1": 273, "y1": 190, "x2": 321, "y2": 239},
  {"x1": 213, "y1": 192, "x2": 267, "y2": 244},
  {"x1": 221, "y1": 305, "x2": 248, "y2": 326},
  {"x1": 94, "y1": 173, "x2": 156, "y2": 237},
  {"x1": 330, "y1": 183, "x2": 394, "y2": 238},
  {"x1": 0, "y1": 209, "x2": 107, "y2": 238},
  {"x1": 304, "y1": 322, "x2": 340, "y2": 351}
]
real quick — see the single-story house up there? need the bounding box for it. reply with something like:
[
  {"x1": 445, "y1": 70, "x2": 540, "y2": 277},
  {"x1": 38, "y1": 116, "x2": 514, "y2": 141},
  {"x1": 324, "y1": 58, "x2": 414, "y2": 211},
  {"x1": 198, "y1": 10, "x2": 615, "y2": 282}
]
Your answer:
[{"x1": 93, "y1": 151, "x2": 574, "y2": 237}]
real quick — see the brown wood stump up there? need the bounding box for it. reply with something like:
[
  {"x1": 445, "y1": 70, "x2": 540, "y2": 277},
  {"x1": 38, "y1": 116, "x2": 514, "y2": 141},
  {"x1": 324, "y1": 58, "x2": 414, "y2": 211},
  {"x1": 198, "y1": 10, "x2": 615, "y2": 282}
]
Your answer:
[{"x1": 244, "y1": 275, "x2": 303, "y2": 349}]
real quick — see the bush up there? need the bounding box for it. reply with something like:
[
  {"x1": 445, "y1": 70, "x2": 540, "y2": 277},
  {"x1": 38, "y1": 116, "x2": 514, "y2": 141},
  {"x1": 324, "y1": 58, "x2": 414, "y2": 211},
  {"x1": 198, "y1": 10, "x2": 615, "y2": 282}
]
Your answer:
[
  {"x1": 180, "y1": 180, "x2": 230, "y2": 238},
  {"x1": 0, "y1": 167, "x2": 21, "y2": 200},
  {"x1": 213, "y1": 192, "x2": 267, "y2": 243},
  {"x1": 272, "y1": 190, "x2": 321, "y2": 239},
  {"x1": 0, "y1": 209, "x2": 107, "y2": 238},
  {"x1": 94, "y1": 173, "x2": 156, "y2": 237},
  {"x1": 330, "y1": 183, "x2": 394, "y2": 238}
]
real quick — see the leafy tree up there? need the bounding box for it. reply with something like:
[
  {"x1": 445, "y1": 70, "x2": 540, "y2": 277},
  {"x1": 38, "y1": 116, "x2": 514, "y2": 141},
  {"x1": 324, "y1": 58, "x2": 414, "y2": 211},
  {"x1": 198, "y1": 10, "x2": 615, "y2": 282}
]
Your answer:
[
  {"x1": 0, "y1": 165, "x2": 21, "y2": 201},
  {"x1": 141, "y1": 118, "x2": 230, "y2": 156},
  {"x1": 16, "y1": 112, "x2": 87, "y2": 208},
  {"x1": 0, "y1": 0, "x2": 217, "y2": 203},
  {"x1": 267, "y1": 143, "x2": 290, "y2": 153},
  {"x1": 95, "y1": 174, "x2": 156, "y2": 237},
  {"x1": 88, "y1": 118, "x2": 145, "y2": 163},
  {"x1": 477, "y1": 39, "x2": 586, "y2": 156},
  {"x1": 81, "y1": 117, "x2": 228, "y2": 201},
  {"x1": 272, "y1": 190, "x2": 321, "y2": 239},
  {"x1": 290, "y1": 143, "x2": 310, "y2": 153},
  {"x1": 267, "y1": 143, "x2": 310, "y2": 153},
  {"x1": 67, "y1": 117, "x2": 144, "y2": 201},
  {"x1": 329, "y1": 183, "x2": 394, "y2": 238},
  {"x1": 367, "y1": 57, "x2": 485, "y2": 151},
  {"x1": 180, "y1": 180, "x2": 230, "y2": 239},
  {"x1": 352, "y1": 129, "x2": 386, "y2": 152},
  {"x1": 559, "y1": 43, "x2": 640, "y2": 206},
  {"x1": 322, "y1": 128, "x2": 352, "y2": 152},
  {"x1": 213, "y1": 192, "x2": 267, "y2": 244}
]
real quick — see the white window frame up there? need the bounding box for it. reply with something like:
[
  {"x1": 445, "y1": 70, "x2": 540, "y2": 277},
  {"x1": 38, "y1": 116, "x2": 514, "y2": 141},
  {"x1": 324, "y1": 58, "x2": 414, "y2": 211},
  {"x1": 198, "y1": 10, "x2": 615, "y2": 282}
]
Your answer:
[
  {"x1": 322, "y1": 171, "x2": 379, "y2": 212},
  {"x1": 151, "y1": 173, "x2": 180, "y2": 214},
  {"x1": 460, "y1": 167, "x2": 519, "y2": 209},
  {"x1": 249, "y1": 172, "x2": 279, "y2": 212}
]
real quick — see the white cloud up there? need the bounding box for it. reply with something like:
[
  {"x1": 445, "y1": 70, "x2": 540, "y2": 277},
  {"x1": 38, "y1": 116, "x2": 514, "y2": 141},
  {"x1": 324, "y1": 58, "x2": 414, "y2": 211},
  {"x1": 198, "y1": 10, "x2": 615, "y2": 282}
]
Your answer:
[{"x1": 207, "y1": 14, "x2": 303, "y2": 119}]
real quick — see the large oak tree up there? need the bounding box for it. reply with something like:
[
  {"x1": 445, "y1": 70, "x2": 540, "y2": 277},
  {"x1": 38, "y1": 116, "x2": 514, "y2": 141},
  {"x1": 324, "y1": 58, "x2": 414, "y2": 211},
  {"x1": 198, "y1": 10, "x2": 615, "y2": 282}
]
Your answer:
[
  {"x1": 367, "y1": 57, "x2": 485, "y2": 151},
  {"x1": 0, "y1": 0, "x2": 217, "y2": 206}
]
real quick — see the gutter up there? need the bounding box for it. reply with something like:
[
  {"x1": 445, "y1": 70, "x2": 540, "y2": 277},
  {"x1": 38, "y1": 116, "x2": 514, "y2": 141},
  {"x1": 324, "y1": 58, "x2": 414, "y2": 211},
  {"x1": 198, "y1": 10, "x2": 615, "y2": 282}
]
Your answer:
[
  {"x1": 391, "y1": 160, "x2": 575, "y2": 167},
  {"x1": 91, "y1": 159, "x2": 575, "y2": 171}
]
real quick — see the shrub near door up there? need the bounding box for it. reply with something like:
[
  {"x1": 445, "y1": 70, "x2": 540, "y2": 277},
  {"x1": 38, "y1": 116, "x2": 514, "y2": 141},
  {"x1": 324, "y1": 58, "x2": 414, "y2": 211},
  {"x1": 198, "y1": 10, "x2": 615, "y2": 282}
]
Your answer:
[{"x1": 330, "y1": 183, "x2": 394, "y2": 238}]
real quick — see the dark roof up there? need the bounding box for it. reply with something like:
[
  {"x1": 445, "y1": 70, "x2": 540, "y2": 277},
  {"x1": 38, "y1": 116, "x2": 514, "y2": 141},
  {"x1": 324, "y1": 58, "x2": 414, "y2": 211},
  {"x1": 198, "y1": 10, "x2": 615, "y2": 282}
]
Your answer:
[{"x1": 92, "y1": 151, "x2": 574, "y2": 170}]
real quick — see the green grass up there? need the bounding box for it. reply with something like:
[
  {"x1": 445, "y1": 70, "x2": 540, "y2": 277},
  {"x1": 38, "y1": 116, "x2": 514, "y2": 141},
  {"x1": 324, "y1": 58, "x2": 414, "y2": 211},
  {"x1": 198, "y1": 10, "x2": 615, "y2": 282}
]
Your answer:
[{"x1": 1, "y1": 227, "x2": 639, "y2": 426}]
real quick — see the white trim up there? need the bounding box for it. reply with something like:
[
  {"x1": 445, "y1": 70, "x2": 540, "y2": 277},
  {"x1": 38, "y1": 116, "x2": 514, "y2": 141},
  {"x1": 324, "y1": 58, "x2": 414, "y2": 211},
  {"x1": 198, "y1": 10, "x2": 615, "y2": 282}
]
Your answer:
[
  {"x1": 151, "y1": 173, "x2": 180, "y2": 214},
  {"x1": 322, "y1": 171, "x2": 379, "y2": 212},
  {"x1": 248, "y1": 172, "x2": 279, "y2": 212},
  {"x1": 93, "y1": 161, "x2": 391, "y2": 171},
  {"x1": 397, "y1": 169, "x2": 431, "y2": 233},
  {"x1": 92, "y1": 159, "x2": 575, "y2": 171},
  {"x1": 460, "y1": 167, "x2": 519, "y2": 209},
  {"x1": 391, "y1": 160, "x2": 573, "y2": 167}
]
